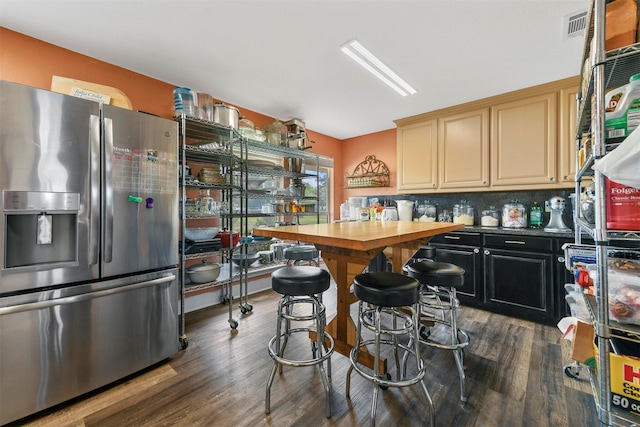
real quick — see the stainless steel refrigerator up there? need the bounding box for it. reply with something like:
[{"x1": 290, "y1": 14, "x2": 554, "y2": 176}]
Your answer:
[{"x1": 0, "y1": 80, "x2": 180, "y2": 425}]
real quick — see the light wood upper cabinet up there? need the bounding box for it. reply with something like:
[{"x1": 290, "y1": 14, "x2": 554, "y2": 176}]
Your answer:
[
  {"x1": 438, "y1": 108, "x2": 489, "y2": 189},
  {"x1": 397, "y1": 119, "x2": 438, "y2": 191},
  {"x1": 559, "y1": 86, "x2": 578, "y2": 183},
  {"x1": 490, "y1": 92, "x2": 557, "y2": 187},
  {"x1": 394, "y1": 76, "x2": 578, "y2": 194}
]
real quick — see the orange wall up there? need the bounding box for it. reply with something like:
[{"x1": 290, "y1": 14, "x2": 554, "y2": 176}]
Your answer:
[
  {"x1": 1, "y1": 27, "x2": 393, "y2": 220},
  {"x1": 340, "y1": 129, "x2": 397, "y2": 205}
]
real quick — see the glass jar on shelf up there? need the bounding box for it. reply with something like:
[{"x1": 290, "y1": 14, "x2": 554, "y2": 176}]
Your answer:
[
  {"x1": 580, "y1": 180, "x2": 596, "y2": 224},
  {"x1": 195, "y1": 189, "x2": 215, "y2": 216}
]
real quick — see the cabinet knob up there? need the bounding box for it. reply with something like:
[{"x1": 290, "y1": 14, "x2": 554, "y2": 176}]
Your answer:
[
  {"x1": 558, "y1": 256, "x2": 565, "y2": 263},
  {"x1": 484, "y1": 250, "x2": 490, "y2": 255},
  {"x1": 432, "y1": 183, "x2": 436, "y2": 188},
  {"x1": 474, "y1": 248, "x2": 480, "y2": 254},
  {"x1": 550, "y1": 177, "x2": 554, "y2": 181},
  {"x1": 563, "y1": 175, "x2": 568, "y2": 180}
]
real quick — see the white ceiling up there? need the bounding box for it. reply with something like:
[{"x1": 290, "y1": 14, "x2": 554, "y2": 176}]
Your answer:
[{"x1": 0, "y1": 0, "x2": 587, "y2": 140}]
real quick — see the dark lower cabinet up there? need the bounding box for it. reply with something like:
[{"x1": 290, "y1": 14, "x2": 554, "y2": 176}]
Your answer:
[
  {"x1": 483, "y1": 248, "x2": 555, "y2": 324},
  {"x1": 369, "y1": 230, "x2": 573, "y2": 325},
  {"x1": 429, "y1": 232, "x2": 483, "y2": 308}
]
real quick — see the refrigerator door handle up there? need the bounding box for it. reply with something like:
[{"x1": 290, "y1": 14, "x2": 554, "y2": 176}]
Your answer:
[
  {"x1": 0, "y1": 274, "x2": 176, "y2": 316},
  {"x1": 104, "y1": 117, "x2": 114, "y2": 263},
  {"x1": 89, "y1": 114, "x2": 100, "y2": 266}
]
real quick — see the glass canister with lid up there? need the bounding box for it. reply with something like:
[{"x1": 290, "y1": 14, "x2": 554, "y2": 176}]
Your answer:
[
  {"x1": 502, "y1": 200, "x2": 527, "y2": 228},
  {"x1": 418, "y1": 200, "x2": 437, "y2": 222},
  {"x1": 480, "y1": 206, "x2": 500, "y2": 227},
  {"x1": 453, "y1": 200, "x2": 474, "y2": 225},
  {"x1": 195, "y1": 189, "x2": 215, "y2": 216}
]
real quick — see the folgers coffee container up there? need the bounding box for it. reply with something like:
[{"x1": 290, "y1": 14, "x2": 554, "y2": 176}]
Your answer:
[{"x1": 606, "y1": 178, "x2": 640, "y2": 230}]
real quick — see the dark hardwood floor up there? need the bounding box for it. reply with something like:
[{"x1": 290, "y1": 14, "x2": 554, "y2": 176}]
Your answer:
[{"x1": 17, "y1": 285, "x2": 598, "y2": 427}]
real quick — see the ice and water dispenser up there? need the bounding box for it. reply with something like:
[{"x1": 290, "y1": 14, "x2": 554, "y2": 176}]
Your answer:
[{"x1": 3, "y1": 191, "x2": 79, "y2": 269}]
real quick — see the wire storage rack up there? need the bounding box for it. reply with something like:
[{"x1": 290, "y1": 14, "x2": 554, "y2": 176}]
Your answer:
[{"x1": 571, "y1": 0, "x2": 640, "y2": 425}]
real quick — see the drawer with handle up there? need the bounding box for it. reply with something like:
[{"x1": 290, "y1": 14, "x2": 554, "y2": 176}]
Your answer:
[
  {"x1": 429, "y1": 231, "x2": 482, "y2": 247},
  {"x1": 483, "y1": 233, "x2": 552, "y2": 252}
]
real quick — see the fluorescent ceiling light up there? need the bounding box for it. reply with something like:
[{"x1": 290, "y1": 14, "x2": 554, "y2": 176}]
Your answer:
[{"x1": 340, "y1": 39, "x2": 417, "y2": 97}]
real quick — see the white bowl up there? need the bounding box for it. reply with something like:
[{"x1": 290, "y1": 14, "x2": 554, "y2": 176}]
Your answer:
[{"x1": 184, "y1": 227, "x2": 220, "y2": 241}]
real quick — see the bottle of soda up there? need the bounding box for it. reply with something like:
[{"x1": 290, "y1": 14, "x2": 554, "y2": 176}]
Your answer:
[{"x1": 529, "y1": 201, "x2": 543, "y2": 228}]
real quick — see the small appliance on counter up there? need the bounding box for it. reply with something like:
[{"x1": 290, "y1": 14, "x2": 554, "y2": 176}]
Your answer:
[
  {"x1": 544, "y1": 196, "x2": 572, "y2": 232},
  {"x1": 381, "y1": 206, "x2": 398, "y2": 222}
]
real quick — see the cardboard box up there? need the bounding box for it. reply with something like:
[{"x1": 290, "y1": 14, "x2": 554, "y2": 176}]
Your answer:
[
  {"x1": 605, "y1": 0, "x2": 638, "y2": 51},
  {"x1": 594, "y1": 341, "x2": 640, "y2": 418},
  {"x1": 571, "y1": 320, "x2": 596, "y2": 364}
]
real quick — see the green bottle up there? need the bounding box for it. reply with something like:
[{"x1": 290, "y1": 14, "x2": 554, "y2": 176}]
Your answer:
[{"x1": 529, "y1": 201, "x2": 543, "y2": 229}]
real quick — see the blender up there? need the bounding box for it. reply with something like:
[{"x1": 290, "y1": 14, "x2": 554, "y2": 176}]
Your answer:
[{"x1": 544, "y1": 196, "x2": 572, "y2": 232}]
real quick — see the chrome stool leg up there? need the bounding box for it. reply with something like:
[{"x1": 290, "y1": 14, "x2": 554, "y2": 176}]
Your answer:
[
  {"x1": 265, "y1": 266, "x2": 334, "y2": 417},
  {"x1": 347, "y1": 300, "x2": 435, "y2": 427}
]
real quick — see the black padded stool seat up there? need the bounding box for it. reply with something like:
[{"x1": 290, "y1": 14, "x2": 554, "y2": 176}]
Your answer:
[
  {"x1": 404, "y1": 261, "x2": 465, "y2": 289},
  {"x1": 353, "y1": 272, "x2": 420, "y2": 307},
  {"x1": 284, "y1": 245, "x2": 319, "y2": 261},
  {"x1": 272, "y1": 266, "x2": 330, "y2": 296},
  {"x1": 413, "y1": 245, "x2": 437, "y2": 261}
]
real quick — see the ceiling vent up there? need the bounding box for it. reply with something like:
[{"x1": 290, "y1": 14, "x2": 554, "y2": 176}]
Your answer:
[{"x1": 563, "y1": 10, "x2": 587, "y2": 40}]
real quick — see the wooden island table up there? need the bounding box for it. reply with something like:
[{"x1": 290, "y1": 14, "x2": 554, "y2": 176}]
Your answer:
[{"x1": 252, "y1": 220, "x2": 464, "y2": 370}]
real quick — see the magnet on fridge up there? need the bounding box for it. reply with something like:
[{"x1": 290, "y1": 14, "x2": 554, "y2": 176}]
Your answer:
[
  {"x1": 146, "y1": 197, "x2": 154, "y2": 208},
  {"x1": 128, "y1": 195, "x2": 142, "y2": 203}
]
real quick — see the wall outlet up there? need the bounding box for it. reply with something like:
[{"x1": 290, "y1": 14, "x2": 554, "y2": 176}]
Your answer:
[{"x1": 545, "y1": 200, "x2": 551, "y2": 212}]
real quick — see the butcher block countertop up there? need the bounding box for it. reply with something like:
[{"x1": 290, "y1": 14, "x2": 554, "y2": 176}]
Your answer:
[{"x1": 252, "y1": 221, "x2": 465, "y2": 251}]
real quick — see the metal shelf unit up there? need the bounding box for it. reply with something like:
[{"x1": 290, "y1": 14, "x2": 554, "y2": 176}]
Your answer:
[
  {"x1": 573, "y1": 1, "x2": 640, "y2": 425},
  {"x1": 240, "y1": 136, "x2": 324, "y2": 228},
  {"x1": 177, "y1": 118, "x2": 327, "y2": 336},
  {"x1": 177, "y1": 115, "x2": 243, "y2": 336}
]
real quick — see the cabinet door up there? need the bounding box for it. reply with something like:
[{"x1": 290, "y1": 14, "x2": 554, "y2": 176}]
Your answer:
[
  {"x1": 484, "y1": 248, "x2": 555, "y2": 324},
  {"x1": 559, "y1": 86, "x2": 578, "y2": 183},
  {"x1": 490, "y1": 93, "x2": 557, "y2": 186},
  {"x1": 438, "y1": 108, "x2": 489, "y2": 189},
  {"x1": 397, "y1": 120, "x2": 438, "y2": 192},
  {"x1": 431, "y1": 244, "x2": 483, "y2": 307}
]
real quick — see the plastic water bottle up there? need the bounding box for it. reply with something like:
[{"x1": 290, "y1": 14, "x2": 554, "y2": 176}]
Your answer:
[{"x1": 173, "y1": 87, "x2": 197, "y2": 117}]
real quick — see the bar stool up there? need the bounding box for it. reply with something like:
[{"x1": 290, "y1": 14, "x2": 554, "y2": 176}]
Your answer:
[
  {"x1": 283, "y1": 245, "x2": 319, "y2": 266},
  {"x1": 346, "y1": 272, "x2": 435, "y2": 427},
  {"x1": 411, "y1": 245, "x2": 437, "y2": 263},
  {"x1": 265, "y1": 266, "x2": 335, "y2": 418},
  {"x1": 404, "y1": 260, "x2": 470, "y2": 402}
]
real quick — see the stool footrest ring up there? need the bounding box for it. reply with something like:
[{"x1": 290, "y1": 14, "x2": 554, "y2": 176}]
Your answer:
[{"x1": 268, "y1": 331, "x2": 334, "y2": 367}]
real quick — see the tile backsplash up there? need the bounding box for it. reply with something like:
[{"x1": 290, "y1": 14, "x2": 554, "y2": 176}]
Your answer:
[{"x1": 364, "y1": 189, "x2": 576, "y2": 229}]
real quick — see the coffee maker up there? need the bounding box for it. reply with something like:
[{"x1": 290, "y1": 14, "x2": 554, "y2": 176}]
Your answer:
[{"x1": 544, "y1": 196, "x2": 572, "y2": 232}]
